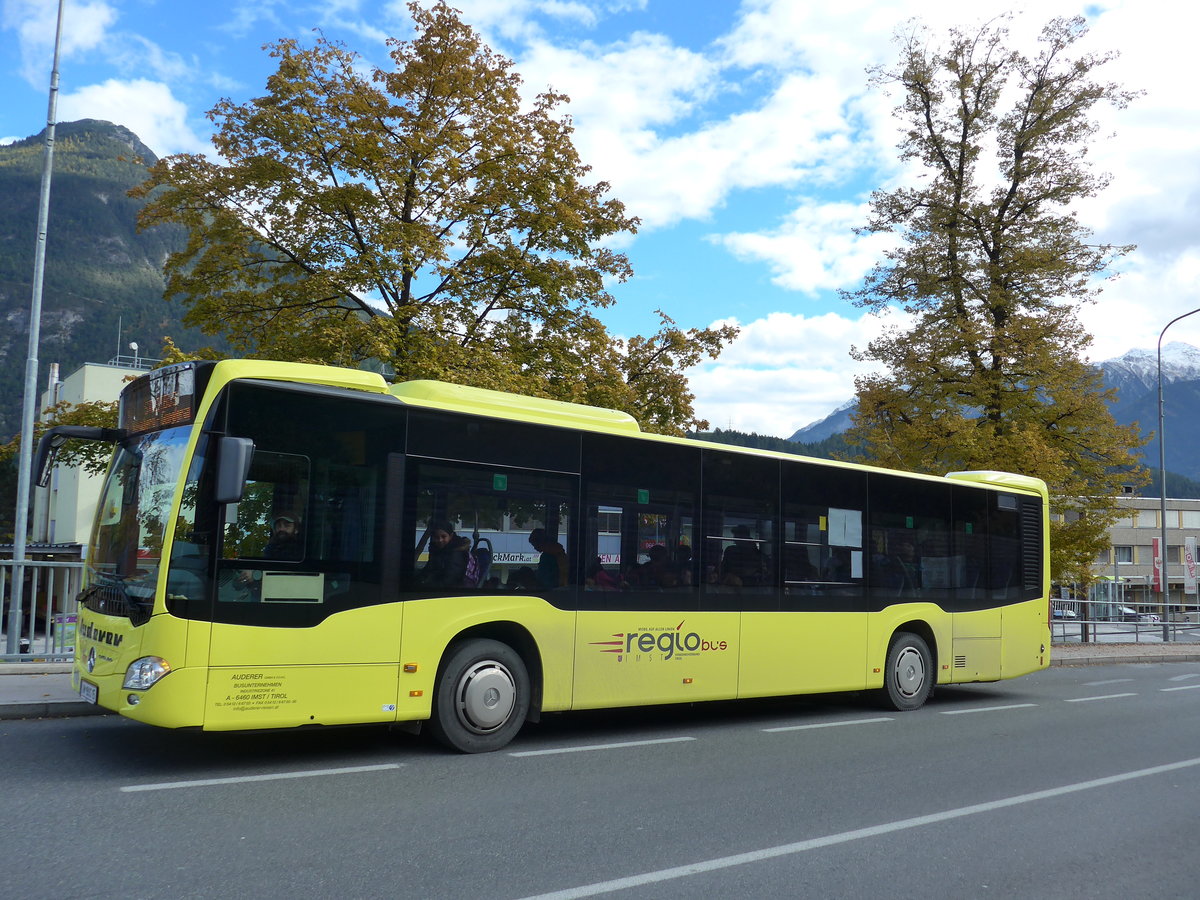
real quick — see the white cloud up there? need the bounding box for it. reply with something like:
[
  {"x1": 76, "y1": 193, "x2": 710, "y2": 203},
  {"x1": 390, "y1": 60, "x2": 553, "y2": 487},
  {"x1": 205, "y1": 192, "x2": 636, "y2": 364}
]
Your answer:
[
  {"x1": 688, "y1": 307, "x2": 911, "y2": 435},
  {"x1": 451, "y1": 0, "x2": 607, "y2": 41},
  {"x1": 108, "y1": 34, "x2": 192, "y2": 82},
  {"x1": 58, "y1": 79, "x2": 206, "y2": 156},
  {"x1": 218, "y1": 0, "x2": 285, "y2": 38},
  {"x1": 714, "y1": 199, "x2": 896, "y2": 295},
  {"x1": 4, "y1": 0, "x2": 118, "y2": 82},
  {"x1": 1081, "y1": 253, "x2": 1200, "y2": 363}
]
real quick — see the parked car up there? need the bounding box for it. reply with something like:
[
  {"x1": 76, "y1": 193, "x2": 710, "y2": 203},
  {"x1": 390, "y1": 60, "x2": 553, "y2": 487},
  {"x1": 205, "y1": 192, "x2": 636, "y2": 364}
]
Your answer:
[
  {"x1": 1052, "y1": 606, "x2": 1078, "y2": 619},
  {"x1": 1116, "y1": 606, "x2": 1160, "y2": 622}
]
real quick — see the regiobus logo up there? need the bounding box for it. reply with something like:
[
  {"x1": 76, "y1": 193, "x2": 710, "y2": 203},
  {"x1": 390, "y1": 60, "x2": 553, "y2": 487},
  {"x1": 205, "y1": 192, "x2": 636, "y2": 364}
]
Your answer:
[{"x1": 590, "y1": 621, "x2": 729, "y2": 661}]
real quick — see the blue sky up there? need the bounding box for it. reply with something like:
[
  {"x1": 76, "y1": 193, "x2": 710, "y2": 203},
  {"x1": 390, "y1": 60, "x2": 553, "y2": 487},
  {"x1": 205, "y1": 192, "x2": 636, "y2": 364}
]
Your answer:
[{"x1": 3, "y1": 0, "x2": 1199, "y2": 436}]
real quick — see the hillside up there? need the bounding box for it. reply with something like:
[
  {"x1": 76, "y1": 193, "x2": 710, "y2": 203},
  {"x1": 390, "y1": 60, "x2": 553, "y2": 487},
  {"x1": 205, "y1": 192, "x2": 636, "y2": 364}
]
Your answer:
[
  {"x1": 0, "y1": 119, "x2": 217, "y2": 439},
  {"x1": 782, "y1": 344, "x2": 1200, "y2": 498}
]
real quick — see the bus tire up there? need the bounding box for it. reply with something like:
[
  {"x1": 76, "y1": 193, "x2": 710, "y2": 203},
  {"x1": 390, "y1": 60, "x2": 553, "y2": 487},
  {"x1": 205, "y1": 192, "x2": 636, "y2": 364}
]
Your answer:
[
  {"x1": 881, "y1": 632, "x2": 932, "y2": 711},
  {"x1": 429, "y1": 639, "x2": 530, "y2": 753}
]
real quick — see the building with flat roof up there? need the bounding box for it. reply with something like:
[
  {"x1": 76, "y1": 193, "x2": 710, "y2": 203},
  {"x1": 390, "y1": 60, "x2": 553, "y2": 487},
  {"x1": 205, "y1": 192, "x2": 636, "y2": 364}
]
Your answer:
[
  {"x1": 1090, "y1": 493, "x2": 1200, "y2": 613},
  {"x1": 31, "y1": 358, "x2": 150, "y2": 547}
]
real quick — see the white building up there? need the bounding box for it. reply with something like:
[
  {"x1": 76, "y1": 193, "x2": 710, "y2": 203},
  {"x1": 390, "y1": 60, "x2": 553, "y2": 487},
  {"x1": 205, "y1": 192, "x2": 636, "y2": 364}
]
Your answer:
[
  {"x1": 31, "y1": 359, "x2": 150, "y2": 546},
  {"x1": 1089, "y1": 493, "x2": 1200, "y2": 613}
]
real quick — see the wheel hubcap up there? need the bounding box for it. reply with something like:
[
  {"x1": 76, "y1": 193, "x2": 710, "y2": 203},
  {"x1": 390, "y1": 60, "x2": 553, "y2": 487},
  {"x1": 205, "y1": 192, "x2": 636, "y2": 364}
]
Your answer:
[
  {"x1": 894, "y1": 646, "x2": 925, "y2": 698},
  {"x1": 455, "y1": 660, "x2": 517, "y2": 734}
]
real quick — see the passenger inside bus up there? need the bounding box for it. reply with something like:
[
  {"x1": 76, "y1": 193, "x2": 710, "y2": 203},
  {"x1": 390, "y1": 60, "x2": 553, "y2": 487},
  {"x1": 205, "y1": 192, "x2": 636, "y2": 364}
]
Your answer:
[
  {"x1": 585, "y1": 556, "x2": 621, "y2": 591},
  {"x1": 721, "y1": 525, "x2": 768, "y2": 586},
  {"x1": 417, "y1": 520, "x2": 472, "y2": 588},
  {"x1": 876, "y1": 535, "x2": 922, "y2": 595},
  {"x1": 627, "y1": 544, "x2": 678, "y2": 589},
  {"x1": 528, "y1": 528, "x2": 569, "y2": 588}
]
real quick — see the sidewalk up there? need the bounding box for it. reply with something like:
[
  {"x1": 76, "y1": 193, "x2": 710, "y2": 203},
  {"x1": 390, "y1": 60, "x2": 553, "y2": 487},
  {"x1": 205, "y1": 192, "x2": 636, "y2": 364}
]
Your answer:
[
  {"x1": 0, "y1": 663, "x2": 106, "y2": 720},
  {"x1": 1048, "y1": 641, "x2": 1200, "y2": 667},
  {"x1": 5, "y1": 642, "x2": 1200, "y2": 721}
]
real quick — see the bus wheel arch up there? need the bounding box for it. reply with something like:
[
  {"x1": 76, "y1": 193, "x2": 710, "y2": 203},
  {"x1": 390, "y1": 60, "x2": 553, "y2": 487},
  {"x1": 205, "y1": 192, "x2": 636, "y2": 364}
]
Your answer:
[
  {"x1": 428, "y1": 625, "x2": 540, "y2": 753},
  {"x1": 881, "y1": 624, "x2": 936, "y2": 711}
]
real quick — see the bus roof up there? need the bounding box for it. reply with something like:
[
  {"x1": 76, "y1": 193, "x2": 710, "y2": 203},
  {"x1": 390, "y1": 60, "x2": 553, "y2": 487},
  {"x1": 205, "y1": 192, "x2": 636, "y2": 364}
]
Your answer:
[
  {"x1": 388, "y1": 379, "x2": 642, "y2": 435},
  {"x1": 197, "y1": 361, "x2": 1044, "y2": 497}
]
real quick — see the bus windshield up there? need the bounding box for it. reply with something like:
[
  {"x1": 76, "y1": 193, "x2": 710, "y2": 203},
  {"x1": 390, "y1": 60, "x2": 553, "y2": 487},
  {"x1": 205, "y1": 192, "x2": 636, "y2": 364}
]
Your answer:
[{"x1": 85, "y1": 426, "x2": 193, "y2": 616}]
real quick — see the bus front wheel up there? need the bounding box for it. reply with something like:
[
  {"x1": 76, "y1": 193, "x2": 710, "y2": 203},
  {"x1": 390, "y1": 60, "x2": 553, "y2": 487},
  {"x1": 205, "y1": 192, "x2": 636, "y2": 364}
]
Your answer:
[
  {"x1": 429, "y1": 639, "x2": 530, "y2": 753},
  {"x1": 882, "y1": 632, "x2": 932, "y2": 711}
]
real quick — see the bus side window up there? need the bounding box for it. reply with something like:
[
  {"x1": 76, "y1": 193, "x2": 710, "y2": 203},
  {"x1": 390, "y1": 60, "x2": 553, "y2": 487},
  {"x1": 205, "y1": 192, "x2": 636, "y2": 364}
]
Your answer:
[
  {"x1": 224, "y1": 450, "x2": 310, "y2": 561},
  {"x1": 867, "y1": 472, "x2": 952, "y2": 602},
  {"x1": 407, "y1": 459, "x2": 576, "y2": 595},
  {"x1": 701, "y1": 449, "x2": 779, "y2": 609},
  {"x1": 581, "y1": 433, "x2": 701, "y2": 611},
  {"x1": 782, "y1": 462, "x2": 865, "y2": 608}
]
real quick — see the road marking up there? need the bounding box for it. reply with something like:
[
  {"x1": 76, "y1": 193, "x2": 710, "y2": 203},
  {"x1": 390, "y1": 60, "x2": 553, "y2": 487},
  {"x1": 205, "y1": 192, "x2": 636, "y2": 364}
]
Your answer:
[
  {"x1": 1168, "y1": 673, "x2": 1200, "y2": 682},
  {"x1": 763, "y1": 717, "x2": 893, "y2": 733},
  {"x1": 1084, "y1": 678, "x2": 1134, "y2": 686},
  {"x1": 938, "y1": 703, "x2": 1037, "y2": 716},
  {"x1": 120, "y1": 763, "x2": 401, "y2": 793},
  {"x1": 509, "y1": 737, "x2": 695, "y2": 758},
  {"x1": 1161, "y1": 684, "x2": 1200, "y2": 692},
  {"x1": 517, "y1": 755, "x2": 1200, "y2": 900},
  {"x1": 1064, "y1": 693, "x2": 1137, "y2": 703}
]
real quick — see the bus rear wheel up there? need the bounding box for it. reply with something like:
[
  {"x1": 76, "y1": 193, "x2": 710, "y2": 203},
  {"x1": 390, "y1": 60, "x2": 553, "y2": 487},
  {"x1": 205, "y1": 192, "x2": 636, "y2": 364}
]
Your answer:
[
  {"x1": 429, "y1": 639, "x2": 530, "y2": 753},
  {"x1": 882, "y1": 632, "x2": 932, "y2": 711}
]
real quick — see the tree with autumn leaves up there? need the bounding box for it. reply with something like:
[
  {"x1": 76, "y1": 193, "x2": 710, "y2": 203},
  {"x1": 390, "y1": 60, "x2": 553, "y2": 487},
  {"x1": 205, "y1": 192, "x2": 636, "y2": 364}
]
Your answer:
[
  {"x1": 845, "y1": 16, "x2": 1147, "y2": 585},
  {"x1": 132, "y1": 2, "x2": 734, "y2": 435}
]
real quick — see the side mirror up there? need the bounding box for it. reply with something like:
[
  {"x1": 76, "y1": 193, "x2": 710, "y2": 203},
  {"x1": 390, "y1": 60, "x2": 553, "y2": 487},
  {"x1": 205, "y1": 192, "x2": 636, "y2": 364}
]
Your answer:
[
  {"x1": 33, "y1": 425, "x2": 123, "y2": 488},
  {"x1": 215, "y1": 437, "x2": 255, "y2": 504}
]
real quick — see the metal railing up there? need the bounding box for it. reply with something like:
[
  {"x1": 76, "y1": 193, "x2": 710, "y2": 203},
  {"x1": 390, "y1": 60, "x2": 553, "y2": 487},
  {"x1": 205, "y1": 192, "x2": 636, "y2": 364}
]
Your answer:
[
  {"x1": 1051, "y1": 599, "x2": 1200, "y2": 644},
  {"x1": 1, "y1": 558, "x2": 82, "y2": 663}
]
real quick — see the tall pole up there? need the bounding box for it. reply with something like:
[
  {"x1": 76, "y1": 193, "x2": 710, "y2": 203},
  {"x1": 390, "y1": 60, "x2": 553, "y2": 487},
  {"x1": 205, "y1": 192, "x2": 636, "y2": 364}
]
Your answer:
[
  {"x1": 1157, "y1": 307, "x2": 1200, "y2": 643},
  {"x1": 7, "y1": 0, "x2": 65, "y2": 654}
]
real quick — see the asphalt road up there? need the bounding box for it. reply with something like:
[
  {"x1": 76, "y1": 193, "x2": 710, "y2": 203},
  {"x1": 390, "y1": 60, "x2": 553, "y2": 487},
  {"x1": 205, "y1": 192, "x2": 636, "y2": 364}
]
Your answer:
[{"x1": 5, "y1": 662, "x2": 1200, "y2": 899}]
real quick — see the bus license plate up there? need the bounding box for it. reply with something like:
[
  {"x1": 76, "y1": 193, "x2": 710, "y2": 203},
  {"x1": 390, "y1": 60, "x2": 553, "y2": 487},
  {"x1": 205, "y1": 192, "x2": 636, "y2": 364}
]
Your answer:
[{"x1": 79, "y1": 680, "x2": 98, "y2": 705}]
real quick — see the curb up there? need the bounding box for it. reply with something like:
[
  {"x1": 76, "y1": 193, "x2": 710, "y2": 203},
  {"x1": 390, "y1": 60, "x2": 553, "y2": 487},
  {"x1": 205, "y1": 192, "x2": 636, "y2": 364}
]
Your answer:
[
  {"x1": 0, "y1": 700, "x2": 109, "y2": 720},
  {"x1": 1050, "y1": 653, "x2": 1200, "y2": 667},
  {"x1": 0, "y1": 663, "x2": 73, "y2": 675}
]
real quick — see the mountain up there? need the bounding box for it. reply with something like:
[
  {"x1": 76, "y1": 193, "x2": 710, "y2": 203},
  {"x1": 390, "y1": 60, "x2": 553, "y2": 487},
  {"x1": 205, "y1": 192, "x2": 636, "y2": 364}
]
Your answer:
[
  {"x1": 1101, "y1": 343, "x2": 1200, "y2": 483},
  {"x1": 788, "y1": 398, "x2": 855, "y2": 443},
  {"x1": 0, "y1": 119, "x2": 219, "y2": 440},
  {"x1": 782, "y1": 342, "x2": 1200, "y2": 491},
  {"x1": 1101, "y1": 342, "x2": 1200, "y2": 402}
]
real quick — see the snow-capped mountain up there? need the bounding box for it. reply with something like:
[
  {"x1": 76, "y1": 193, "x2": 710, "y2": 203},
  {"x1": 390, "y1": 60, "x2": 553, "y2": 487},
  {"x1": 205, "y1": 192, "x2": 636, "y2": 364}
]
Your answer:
[
  {"x1": 788, "y1": 398, "x2": 856, "y2": 443},
  {"x1": 1100, "y1": 342, "x2": 1200, "y2": 399},
  {"x1": 787, "y1": 343, "x2": 1200, "y2": 480}
]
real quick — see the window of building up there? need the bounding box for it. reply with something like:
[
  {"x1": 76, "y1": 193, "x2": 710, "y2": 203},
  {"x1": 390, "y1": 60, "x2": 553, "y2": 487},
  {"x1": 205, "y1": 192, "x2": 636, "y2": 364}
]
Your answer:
[
  {"x1": 1182, "y1": 510, "x2": 1200, "y2": 529},
  {"x1": 1114, "y1": 545, "x2": 1133, "y2": 564}
]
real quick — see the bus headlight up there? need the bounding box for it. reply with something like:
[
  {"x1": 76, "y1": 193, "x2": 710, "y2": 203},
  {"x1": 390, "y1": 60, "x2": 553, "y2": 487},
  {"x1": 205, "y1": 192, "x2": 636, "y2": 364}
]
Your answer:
[{"x1": 123, "y1": 657, "x2": 172, "y2": 691}]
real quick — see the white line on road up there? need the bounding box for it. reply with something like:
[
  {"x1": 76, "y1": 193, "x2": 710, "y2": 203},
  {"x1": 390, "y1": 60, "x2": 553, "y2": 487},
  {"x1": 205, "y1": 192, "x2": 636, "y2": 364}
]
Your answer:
[
  {"x1": 120, "y1": 763, "x2": 402, "y2": 793},
  {"x1": 1168, "y1": 673, "x2": 1200, "y2": 682},
  {"x1": 1161, "y1": 684, "x2": 1200, "y2": 692},
  {"x1": 509, "y1": 737, "x2": 695, "y2": 758},
  {"x1": 1084, "y1": 678, "x2": 1134, "y2": 686},
  {"x1": 518, "y1": 755, "x2": 1200, "y2": 900},
  {"x1": 762, "y1": 717, "x2": 893, "y2": 733},
  {"x1": 938, "y1": 703, "x2": 1038, "y2": 716},
  {"x1": 1064, "y1": 693, "x2": 1137, "y2": 703}
]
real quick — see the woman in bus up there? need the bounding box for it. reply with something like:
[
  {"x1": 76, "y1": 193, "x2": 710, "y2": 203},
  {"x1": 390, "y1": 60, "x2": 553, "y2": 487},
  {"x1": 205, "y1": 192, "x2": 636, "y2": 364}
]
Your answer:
[{"x1": 417, "y1": 520, "x2": 472, "y2": 588}]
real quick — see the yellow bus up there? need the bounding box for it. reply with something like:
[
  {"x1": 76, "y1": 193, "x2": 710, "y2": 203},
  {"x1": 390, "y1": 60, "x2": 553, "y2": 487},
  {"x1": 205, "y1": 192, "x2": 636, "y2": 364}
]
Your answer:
[{"x1": 41, "y1": 360, "x2": 1050, "y2": 752}]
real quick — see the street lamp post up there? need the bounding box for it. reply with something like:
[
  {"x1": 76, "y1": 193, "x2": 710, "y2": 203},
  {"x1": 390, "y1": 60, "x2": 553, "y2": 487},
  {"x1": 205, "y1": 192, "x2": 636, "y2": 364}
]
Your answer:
[
  {"x1": 1157, "y1": 307, "x2": 1200, "y2": 642},
  {"x1": 6, "y1": 0, "x2": 65, "y2": 655}
]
